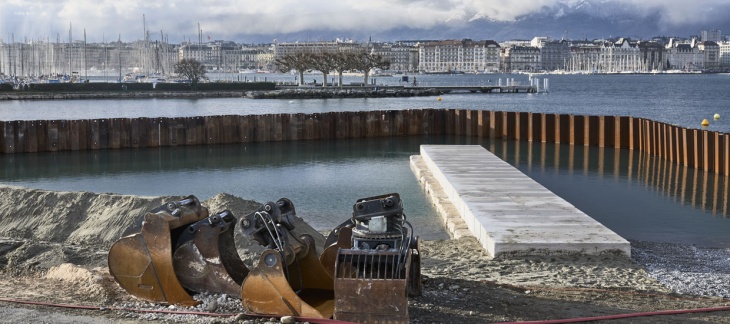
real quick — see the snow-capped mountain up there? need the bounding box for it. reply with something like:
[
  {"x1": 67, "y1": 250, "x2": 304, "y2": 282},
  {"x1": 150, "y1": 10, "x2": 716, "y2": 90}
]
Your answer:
[{"x1": 243, "y1": 0, "x2": 728, "y2": 43}]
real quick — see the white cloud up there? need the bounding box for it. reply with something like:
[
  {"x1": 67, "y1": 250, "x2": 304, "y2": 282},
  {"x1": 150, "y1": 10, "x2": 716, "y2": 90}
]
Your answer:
[{"x1": 0, "y1": 0, "x2": 726, "y2": 42}]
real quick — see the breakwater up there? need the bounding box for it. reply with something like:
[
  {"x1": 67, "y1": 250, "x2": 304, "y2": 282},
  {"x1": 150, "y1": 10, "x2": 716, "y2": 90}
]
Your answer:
[{"x1": 1, "y1": 109, "x2": 728, "y2": 175}]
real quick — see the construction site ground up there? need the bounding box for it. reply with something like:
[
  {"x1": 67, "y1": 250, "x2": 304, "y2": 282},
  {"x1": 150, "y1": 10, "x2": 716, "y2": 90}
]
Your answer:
[{"x1": 0, "y1": 186, "x2": 729, "y2": 323}]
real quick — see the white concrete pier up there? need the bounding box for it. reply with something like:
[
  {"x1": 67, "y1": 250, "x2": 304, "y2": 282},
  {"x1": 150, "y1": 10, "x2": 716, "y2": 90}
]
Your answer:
[{"x1": 414, "y1": 145, "x2": 630, "y2": 258}]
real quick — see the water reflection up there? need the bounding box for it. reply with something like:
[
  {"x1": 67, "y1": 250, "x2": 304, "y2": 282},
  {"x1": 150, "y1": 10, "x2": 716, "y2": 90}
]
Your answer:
[
  {"x1": 2, "y1": 135, "x2": 730, "y2": 247},
  {"x1": 494, "y1": 140, "x2": 730, "y2": 248}
]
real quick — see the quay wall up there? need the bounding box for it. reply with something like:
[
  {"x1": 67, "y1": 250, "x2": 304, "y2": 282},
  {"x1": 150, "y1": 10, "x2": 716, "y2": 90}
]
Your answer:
[{"x1": 1, "y1": 109, "x2": 728, "y2": 175}]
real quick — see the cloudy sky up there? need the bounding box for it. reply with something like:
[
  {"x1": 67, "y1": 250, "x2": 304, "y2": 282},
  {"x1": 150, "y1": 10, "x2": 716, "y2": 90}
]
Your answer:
[{"x1": 0, "y1": 0, "x2": 727, "y2": 43}]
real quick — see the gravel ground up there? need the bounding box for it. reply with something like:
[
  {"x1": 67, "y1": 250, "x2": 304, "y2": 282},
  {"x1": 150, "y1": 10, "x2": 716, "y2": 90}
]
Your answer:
[{"x1": 631, "y1": 240, "x2": 730, "y2": 298}]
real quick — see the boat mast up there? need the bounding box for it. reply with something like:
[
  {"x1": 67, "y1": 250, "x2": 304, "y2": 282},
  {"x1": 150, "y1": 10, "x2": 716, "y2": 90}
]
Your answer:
[
  {"x1": 68, "y1": 23, "x2": 72, "y2": 77},
  {"x1": 0, "y1": 36, "x2": 3, "y2": 77},
  {"x1": 11, "y1": 33, "x2": 16, "y2": 78},
  {"x1": 84, "y1": 28, "x2": 87, "y2": 81},
  {"x1": 118, "y1": 34, "x2": 122, "y2": 82}
]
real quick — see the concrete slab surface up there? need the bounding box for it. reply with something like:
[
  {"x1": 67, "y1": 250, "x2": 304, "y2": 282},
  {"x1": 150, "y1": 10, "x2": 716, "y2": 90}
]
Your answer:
[{"x1": 418, "y1": 145, "x2": 630, "y2": 258}]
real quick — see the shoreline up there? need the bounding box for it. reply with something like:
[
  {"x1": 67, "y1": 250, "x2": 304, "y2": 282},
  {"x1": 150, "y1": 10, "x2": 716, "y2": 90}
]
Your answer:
[{"x1": 0, "y1": 87, "x2": 442, "y2": 101}]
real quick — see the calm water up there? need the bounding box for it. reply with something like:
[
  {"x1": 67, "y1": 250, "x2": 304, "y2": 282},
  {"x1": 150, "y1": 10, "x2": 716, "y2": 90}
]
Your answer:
[
  {"x1": 2, "y1": 73, "x2": 730, "y2": 133},
  {"x1": 2, "y1": 74, "x2": 730, "y2": 247}
]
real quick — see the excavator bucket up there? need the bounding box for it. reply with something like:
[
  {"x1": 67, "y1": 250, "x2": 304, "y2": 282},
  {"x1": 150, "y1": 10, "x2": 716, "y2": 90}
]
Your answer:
[
  {"x1": 320, "y1": 226, "x2": 353, "y2": 278},
  {"x1": 238, "y1": 200, "x2": 335, "y2": 318},
  {"x1": 333, "y1": 250, "x2": 412, "y2": 324},
  {"x1": 173, "y1": 210, "x2": 248, "y2": 297},
  {"x1": 241, "y1": 246, "x2": 335, "y2": 318},
  {"x1": 329, "y1": 193, "x2": 422, "y2": 323},
  {"x1": 108, "y1": 196, "x2": 208, "y2": 306}
]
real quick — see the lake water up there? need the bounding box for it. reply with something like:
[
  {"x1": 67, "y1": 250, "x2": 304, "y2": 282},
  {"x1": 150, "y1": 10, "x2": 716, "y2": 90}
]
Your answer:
[{"x1": 2, "y1": 73, "x2": 730, "y2": 247}]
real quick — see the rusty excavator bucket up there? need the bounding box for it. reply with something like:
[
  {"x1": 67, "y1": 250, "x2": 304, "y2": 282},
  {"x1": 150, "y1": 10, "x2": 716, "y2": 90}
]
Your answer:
[
  {"x1": 108, "y1": 196, "x2": 209, "y2": 306},
  {"x1": 238, "y1": 199, "x2": 335, "y2": 318},
  {"x1": 173, "y1": 210, "x2": 249, "y2": 297},
  {"x1": 323, "y1": 193, "x2": 422, "y2": 324}
]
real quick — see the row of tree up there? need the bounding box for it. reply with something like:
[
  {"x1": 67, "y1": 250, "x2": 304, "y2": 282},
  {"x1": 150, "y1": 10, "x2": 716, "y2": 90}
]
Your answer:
[
  {"x1": 275, "y1": 51, "x2": 391, "y2": 87},
  {"x1": 173, "y1": 50, "x2": 391, "y2": 87}
]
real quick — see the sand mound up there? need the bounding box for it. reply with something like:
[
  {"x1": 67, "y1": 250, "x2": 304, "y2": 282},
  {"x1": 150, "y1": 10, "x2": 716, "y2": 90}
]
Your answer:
[
  {"x1": 44, "y1": 263, "x2": 109, "y2": 300},
  {"x1": 0, "y1": 185, "x2": 325, "y2": 273}
]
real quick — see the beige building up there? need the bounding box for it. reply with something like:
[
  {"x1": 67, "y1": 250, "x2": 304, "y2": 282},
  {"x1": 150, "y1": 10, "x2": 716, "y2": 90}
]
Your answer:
[
  {"x1": 417, "y1": 39, "x2": 500, "y2": 73},
  {"x1": 500, "y1": 45, "x2": 540, "y2": 72}
]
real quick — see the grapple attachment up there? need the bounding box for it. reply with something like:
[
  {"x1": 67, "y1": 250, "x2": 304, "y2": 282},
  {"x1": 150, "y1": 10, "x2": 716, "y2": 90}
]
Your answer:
[
  {"x1": 173, "y1": 210, "x2": 248, "y2": 297},
  {"x1": 328, "y1": 193, "x2": 422, "y2": 324},
  {"x1": 108, "y1": 196, "x2": 208, "y2": 306},
  {"x1": 238, "y1": 199, "x2": 335, "y2": 318}
]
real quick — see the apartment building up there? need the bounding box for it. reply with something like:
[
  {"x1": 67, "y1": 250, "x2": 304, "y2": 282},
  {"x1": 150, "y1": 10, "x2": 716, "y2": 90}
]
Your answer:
[
  {"x1": 666, "y1": 39, "x2": 705, "y2": 70},
  {"x1": 698, "y1": 41, "x2": 720, "y2": 71},
  {"x1": 719, "y1": 42, "x2": 730, "y2": 69},
  {"x1": 531, "y1": 37, "x2": 570, "y2": 71},
  {"x1": 637, "y1": 41, "x2": 665, "y2": 71},
  {"x1": 417, "y1": 39, "x2": 500, "y2": 73},
  {"x1": 500, "y1": 45, "x2": 540, "y2": 72}
]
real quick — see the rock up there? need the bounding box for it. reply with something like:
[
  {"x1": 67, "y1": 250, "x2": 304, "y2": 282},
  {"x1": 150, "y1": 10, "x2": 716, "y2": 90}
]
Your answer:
[
  {"x1": 280, "y1": 315, "x2": 296, "y2": 324},
  {"x1": 205, "y1": 299, "x2": 218, "y2": 312}
]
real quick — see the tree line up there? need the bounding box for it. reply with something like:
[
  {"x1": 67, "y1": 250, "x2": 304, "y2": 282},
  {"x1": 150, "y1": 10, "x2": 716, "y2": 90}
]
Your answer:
[
  {"x1": 173, "y1": 50, "x2": 390, "y2": 87},
  {"x1": 275, "y1": 50, "x2": 390, "y2": 87}
]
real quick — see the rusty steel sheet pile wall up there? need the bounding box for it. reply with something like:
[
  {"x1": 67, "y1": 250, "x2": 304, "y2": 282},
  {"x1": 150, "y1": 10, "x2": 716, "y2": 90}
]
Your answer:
[{"x1": 2, "y1": 109, "x2": 729, "y2": 175}]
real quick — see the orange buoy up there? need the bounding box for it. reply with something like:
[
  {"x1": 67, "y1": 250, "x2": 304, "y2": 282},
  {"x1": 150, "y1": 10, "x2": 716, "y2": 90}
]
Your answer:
[{"x1": 702, "y1": 119, "x2": 710, "y2": 127}]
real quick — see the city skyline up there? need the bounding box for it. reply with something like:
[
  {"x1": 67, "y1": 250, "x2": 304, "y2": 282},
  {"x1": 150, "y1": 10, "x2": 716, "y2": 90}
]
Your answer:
[{"x1": 2, "y1": 0, "x2": 730, "y2": 44}]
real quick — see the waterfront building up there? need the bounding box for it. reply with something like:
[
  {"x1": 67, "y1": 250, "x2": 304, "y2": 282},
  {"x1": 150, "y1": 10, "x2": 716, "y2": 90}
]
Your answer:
[
  {"x1": 499, "y1": 45, "x2": 540, "y2": 72},
  {"x1": 417, "y1": 39, "x2": 500, "y2": 73},
  {"x1": 698, "y1": 41, "x2": 720, "y2": 71},
  {"x1": 566, "y1": 40, "x2": 601, "y2": 73},
  {"x1": 274, "y1": 41, "x2": 362, "y2": 58},
  {"x1": 371, "y1": 42, "x2": 418, "y2": 73},
  {"x1": 719, "y1": 41, "x2": 730, "y2": 69},
  {"x1": 240, "y1": 44, "x2": 275, "y2": 72},
  {"x1": 178, "y1": 40, "x2": 241, "y2": 72},
  {"x1": 665, "y1": 38, "x2": 704, "y2": 71},
  {"x1": 637, "y1": 41, "x2": 665, "y2": 72},
  {"x1": 598, "y1": 38, "x2": 642, "y2": 73},
  {"x1": 531, "y1": 37, "x2": 570, "y2": 71}
]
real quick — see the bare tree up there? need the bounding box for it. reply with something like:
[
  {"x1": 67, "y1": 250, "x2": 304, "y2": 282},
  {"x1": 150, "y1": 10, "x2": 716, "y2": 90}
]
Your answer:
[
  {"x1": 331, "y1": 52, "x2": 357, "y2": 87},
  {"x1": 349, "y1": 52, "x2": 390, "y2": 85},
  {"x1": 309, "y1": 52, "x2": 340, "y2": 87},
  {"x1": 174, "y1": 58, "x2": 206, "y2": 85},
  {"x1": 275, "y1": 52, "x2": 314, "y2": 86}
]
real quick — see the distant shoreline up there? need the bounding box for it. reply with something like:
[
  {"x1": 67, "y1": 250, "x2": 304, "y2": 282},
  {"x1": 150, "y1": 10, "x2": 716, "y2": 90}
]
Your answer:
[{"x1": 0, "y1": 87, "x2": 443, "y2": 101}]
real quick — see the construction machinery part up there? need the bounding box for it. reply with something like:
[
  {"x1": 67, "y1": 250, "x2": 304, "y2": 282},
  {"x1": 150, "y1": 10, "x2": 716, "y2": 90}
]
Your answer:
[
  {"x1": 331, "y1": 193, "x2": 421, "y2": 323},
  {"x1": 239, "y1": 200, "x2": 335, "y2": 318},
  {"x1": 108, "y1": 195, "x2": 208, "y2": 306},
  {"x1": 173, "y1": 210, "x2": 248, "y2": 297},
  {"x1": 334, "y1": 250, "x2": 412, "y2": 323},
  {"x1": 320, "y1": 226, "x2": 353, "y2": 278}
]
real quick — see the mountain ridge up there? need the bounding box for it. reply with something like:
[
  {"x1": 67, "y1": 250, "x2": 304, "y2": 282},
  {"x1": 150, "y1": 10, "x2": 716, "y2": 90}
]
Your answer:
[{"x1": 234, "y1": 0, "x2": 728, "y2": 43}]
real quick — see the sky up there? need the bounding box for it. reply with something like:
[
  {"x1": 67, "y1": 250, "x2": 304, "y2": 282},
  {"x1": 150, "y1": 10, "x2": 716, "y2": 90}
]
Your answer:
[{"x1": 0, "y1": 0, "x2": 728, "y2": 43}]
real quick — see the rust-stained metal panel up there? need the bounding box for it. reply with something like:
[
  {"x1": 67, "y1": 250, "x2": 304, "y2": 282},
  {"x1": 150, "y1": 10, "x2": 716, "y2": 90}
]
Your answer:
[{"x1": 333, "y1": 250, "x2": 409, "y2": 324}]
